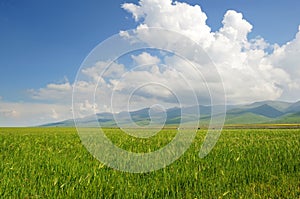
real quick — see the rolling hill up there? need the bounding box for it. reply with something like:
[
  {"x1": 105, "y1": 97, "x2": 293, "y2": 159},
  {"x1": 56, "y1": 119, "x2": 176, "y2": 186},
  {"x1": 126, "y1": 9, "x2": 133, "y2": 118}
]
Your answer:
[{"x1": 41, "y1": 100, "x2": 300, "y2": 127}]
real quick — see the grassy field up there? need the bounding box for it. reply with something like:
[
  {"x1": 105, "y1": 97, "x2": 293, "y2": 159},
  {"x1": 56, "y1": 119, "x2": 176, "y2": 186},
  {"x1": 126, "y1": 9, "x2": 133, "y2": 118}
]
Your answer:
[{"x1": 0, "y1": 127, "x2": 299, "y2": 198}]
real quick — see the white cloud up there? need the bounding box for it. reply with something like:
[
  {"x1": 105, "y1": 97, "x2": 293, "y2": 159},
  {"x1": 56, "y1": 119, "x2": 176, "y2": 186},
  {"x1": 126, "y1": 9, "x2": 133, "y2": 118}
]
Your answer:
[
  {"x1": 269, "y1": 26, "x2": 300, "y2": 100},
  {"x1": 72, "y1": 50, "x2": 212, "y2": 118},
  {"x1": 122, "y1": 0, "x2": 213, "y2": 47},
  {"x1": 0, "y1": 109, "x2": 19, "y2": 118},
  {"x1": 219, "y1": 10, "x2": 253, "y2": 43},
  {"x1": 131, "y1": 52, "x2": 160, "y2": 65},
  {"x1": 4, "y1": 0, "x2": 300, "y2": 126},
  {"x1": 29, "y1": 80, "x2": 72, "y2": 102},
  {"x1": 51, "y1": 108, "x2": 59, "y2": 119},
  {"x1": 121, "y1": 0, "x2": 299, "y2": 103},
  {"x1": 0, "y1": 101, "x2": 72, "y2": 127},
  {"x1": 81, "y1": 61, "x2": 126, "y2": 82},
  {"x1": 47, "y1": 82, "x2": 72, "y2": 91}
]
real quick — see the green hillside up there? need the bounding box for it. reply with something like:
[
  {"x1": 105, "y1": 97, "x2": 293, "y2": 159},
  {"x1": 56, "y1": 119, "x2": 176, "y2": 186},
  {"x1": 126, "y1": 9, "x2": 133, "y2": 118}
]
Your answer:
[
  {"x1": 225, "y1": 112, "x2": 272, "y2": 124},
  {"x1": 41, "y1": 100, "x2": 300, "y2": 127}
]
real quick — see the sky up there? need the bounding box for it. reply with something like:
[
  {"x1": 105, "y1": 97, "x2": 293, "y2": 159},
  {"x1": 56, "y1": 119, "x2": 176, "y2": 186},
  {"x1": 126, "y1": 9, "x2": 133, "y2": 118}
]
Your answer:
[{"x1": 0, "y1": 0, "x2": 300, "y2": 126}]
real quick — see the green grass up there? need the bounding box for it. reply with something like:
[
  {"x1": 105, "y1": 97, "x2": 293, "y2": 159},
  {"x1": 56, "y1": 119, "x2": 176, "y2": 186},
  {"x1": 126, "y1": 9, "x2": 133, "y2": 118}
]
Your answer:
[{"x1": 0, "y1": 127, "x2": 299, "y2": 198}]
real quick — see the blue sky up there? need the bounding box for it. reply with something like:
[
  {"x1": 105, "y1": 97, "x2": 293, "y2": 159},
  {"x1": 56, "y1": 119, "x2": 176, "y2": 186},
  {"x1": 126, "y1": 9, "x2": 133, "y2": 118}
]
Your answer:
[
  {"x1": 1, "y1": 0, "x2": 300, "y2": 126},
  {"x1": 1, "y1": 0, "x2": 299, "y2": 100},
  {"x1": 0, "y1": 0, "x2": 132, "y2": 101}
]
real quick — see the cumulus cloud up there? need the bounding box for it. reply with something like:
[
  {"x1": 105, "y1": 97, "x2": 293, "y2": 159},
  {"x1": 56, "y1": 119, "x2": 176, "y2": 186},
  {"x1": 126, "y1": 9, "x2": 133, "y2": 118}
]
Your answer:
[
  {"x1": 131, "y1": 52, "x2": 160, "y2": 65},
  {"x1": 219, "y1": 10, "x2": 252, "y2": 43},
  {"x1": 29, "y1": 80, "x2": 72, "y2": 102},
  {"x1": 81, "y1": 61, "x2": 126, "y2": 82},
  {"x1": 4, "y1": 0, "x2": 300, "y2": 126},
  {"x1": 0, "y1": 101, "x2": 72, "y2": 126},
  {"x1": 268, "y1": 26, "x2": 300, "y2": 100},
  {"x1": 121, "y1": 0, "x2": 300, "y2": 103},
  {"x1": 72, "y1": 51, "x2": 210, "y2": 117},
  {"x1": 122, "y1": 0, "x2": 213, "y2": 47}
]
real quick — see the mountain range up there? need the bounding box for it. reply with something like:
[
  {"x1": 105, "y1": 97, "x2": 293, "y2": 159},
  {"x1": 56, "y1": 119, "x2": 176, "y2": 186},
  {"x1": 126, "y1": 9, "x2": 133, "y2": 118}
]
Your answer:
[{"x1": 42, "y1": 100, "x2": 300, "y2": 127}]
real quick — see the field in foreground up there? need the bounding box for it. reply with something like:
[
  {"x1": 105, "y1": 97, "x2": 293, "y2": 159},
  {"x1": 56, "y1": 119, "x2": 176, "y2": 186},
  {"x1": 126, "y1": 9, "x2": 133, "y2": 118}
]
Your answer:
[{"x1": 0, "y1": 128, "x2": 299, "y2": 198}]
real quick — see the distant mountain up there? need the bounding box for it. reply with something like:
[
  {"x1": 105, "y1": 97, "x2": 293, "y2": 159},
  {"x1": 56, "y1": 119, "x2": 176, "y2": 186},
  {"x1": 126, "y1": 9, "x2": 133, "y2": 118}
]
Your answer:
[
  {"x1": 225, "y1": 112, "x2": 272, "y2": 124},
  {"x1": 245, "y1": 100, "x2": 292, "y2": 112},
  {"x1": 271, "y1": 112, "x2": 300, "y2": 124},
  {"x1": 40, "y1": 100, "x2": 300, "y2": 127},
  {"x1": 42, "y1": 119, "x2": 75, "y2": 127},
  {"x1": 242, "y1": 104, "x2": 284, "y2": 118},
  {"x1": 285, "y1": 101, "x2": 300, "y2": 113}
]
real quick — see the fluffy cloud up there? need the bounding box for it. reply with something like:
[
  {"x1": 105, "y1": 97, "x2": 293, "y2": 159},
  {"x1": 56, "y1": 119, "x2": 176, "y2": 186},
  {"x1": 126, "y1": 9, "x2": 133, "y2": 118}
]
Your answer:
[
  {"x1": 0, "y1": 79, "x2": 76, "y2": 126},
  {"x1": 81, "y1": 61, "x2": 126, "y2": 82},
  {"x1": 0, "y1": 101, "x2": 72, "y2": 126},
  {"x1": 131, "y1": 52, "x2": 160, "y2": 65},
  {"x1": 219, "y1": 10, "x2": 253, "y2": 43},
  {"x1": 28, "y1": 80, "x2": 72, "y2": 102},
  {"x1": 268, "y1": 26, "x2": 300, "y2": 100},
  {"x1": 4, "y1": 0, "x2": 300, "y2": 126},
  {"x1": 122, "y1": 0, "x2": 213, "y2": 47},
  {"x1": 73, "y1": 53, "x2": 207, "y2": 117},
  {"x1": 121, "y1": 0, "x2": 300, "y2": 104}
]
